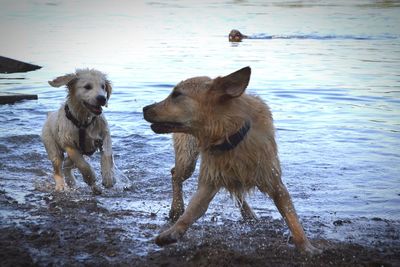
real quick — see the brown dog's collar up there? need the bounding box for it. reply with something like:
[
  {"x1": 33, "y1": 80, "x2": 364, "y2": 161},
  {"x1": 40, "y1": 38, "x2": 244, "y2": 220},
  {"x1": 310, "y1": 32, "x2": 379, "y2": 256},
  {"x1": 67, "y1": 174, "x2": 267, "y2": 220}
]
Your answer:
[
  {"x1": 65, "y1": 104, "x2": 96, "y2": 129},
  {"x1": 210, "y1": 120, "x2": 251, "y2": 152}
]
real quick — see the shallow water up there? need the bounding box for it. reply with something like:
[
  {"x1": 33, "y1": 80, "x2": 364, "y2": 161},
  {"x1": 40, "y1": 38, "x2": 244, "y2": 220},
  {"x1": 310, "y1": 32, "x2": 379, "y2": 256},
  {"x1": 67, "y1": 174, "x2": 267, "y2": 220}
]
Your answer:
[{"x1": 1, "y1": 0, "x2": 400, "y2": 253}]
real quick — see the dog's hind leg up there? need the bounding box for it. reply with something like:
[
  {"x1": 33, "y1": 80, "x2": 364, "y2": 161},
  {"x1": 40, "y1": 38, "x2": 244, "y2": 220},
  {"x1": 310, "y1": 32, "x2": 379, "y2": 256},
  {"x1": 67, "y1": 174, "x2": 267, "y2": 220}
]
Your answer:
[
  {"x1": 42, "y1": 132, "x2": 66, "y2": 191},
  {"x1": 258, "y1": 175, "x2": 321, "y2": 254},
  {"x1": 236, "y1": 195, "x2": 257, "y2": 221},
  {"x1": 65, "y1": 146, "x2": 102, "y2": 195},
  {"x1": 169, "y1": 133, "x2": 199, "y2": 221},
  {"x1": 63, "y1": 157, "x2": 76, "y2": 188}
]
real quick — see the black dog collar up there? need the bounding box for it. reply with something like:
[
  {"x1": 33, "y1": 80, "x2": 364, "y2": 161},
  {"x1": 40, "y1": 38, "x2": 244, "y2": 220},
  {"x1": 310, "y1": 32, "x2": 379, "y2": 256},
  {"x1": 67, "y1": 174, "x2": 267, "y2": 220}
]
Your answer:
[
  {"x1": 210, "y1": 120, "x2": 251, "y2": 152},
  {"x1": 64, "y1": 104, "x2": 100, "y2": 156}
]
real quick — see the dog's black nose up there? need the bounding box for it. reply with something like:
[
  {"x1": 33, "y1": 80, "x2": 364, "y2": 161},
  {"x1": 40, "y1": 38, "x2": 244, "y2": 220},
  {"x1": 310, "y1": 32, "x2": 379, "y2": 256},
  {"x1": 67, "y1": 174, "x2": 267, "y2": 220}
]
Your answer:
[
  {"x1": 96, "y1": 95, "x2": 107, "y2": 106},
  {"x1": 143, "y1": 103, "x2": 157, "y2": 122},
  {"x1": 143, "y1": 103, "x2": 155, "y2": 113}
]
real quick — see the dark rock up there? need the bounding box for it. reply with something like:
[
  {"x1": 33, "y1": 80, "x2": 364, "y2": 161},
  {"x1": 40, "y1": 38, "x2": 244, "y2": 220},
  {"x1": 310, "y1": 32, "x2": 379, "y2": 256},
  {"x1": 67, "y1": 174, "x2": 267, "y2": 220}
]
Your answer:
[
  {"x1": 0, "y1": 56, "x2": 41, "y2": 74},
  {"x1": 0, "y1": 93, "x2": 38, "y2": 105}
]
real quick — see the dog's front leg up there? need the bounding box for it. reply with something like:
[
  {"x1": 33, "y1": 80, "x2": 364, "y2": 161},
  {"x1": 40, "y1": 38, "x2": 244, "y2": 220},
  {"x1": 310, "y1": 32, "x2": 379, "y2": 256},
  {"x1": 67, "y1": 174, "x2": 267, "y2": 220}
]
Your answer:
[
  {"x1": 65, "y1": 146, "x2": 101, "y2": 195},
  {"x1": 170, "y1": 134, "x2": 199, "y2": 221},
  {"x1": 156, "y1": 181, "x2": 218, "y2": 246},
  {"x1": 100, "y1": 132, "x2": 115, "y2": 188},
  {"x1": 170, "y1": 167, "x2": 184, "y2": 221}
]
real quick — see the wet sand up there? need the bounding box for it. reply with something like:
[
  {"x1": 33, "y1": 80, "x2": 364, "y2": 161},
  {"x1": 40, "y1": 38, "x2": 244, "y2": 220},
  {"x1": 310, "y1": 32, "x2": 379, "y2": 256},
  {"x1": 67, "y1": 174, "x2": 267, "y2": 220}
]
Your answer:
[{"x1": 1, "y1": 188, "x2": 399, "y2": 267}]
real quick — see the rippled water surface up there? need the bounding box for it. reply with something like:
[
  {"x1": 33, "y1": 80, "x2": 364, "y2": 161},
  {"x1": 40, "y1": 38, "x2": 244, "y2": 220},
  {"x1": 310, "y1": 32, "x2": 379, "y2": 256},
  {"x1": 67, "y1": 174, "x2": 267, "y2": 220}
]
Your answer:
[{"x1": 0, "y1": 0, "x2": 399, "y2": 245}]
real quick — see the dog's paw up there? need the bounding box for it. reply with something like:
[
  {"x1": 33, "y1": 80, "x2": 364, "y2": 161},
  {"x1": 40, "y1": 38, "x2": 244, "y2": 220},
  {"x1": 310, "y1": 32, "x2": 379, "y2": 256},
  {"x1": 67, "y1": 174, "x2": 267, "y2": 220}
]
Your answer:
[
  {"x1": 91, "y1": 184, "x2": 102, "y2": 195},
  {"x1": 155, "y1": 227, "x2": 184, "y2": 247},
  {"x1": 102, "y1": 178, "x2": 116, "y2": 188},
  {"x1": 102, "y1": 172, "x2": 116, "y2": 188},
  {"x1": 55, "y1": 183, "x2": 67, "y2": 192},
  {"x1": 64, "y1": 176, "x2": 76, "y2": 188},
  {"x1": 298, "y1": 241, "x2": 322, "y2": 255}
]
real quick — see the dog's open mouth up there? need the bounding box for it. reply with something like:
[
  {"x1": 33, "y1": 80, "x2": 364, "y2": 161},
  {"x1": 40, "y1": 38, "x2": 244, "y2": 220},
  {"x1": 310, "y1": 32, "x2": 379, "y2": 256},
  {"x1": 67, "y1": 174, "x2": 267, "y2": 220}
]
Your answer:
[
  {"x1": 84, "y1": 101, "x2": 102, "y2": 115},
  {"x1": 150, "y1": 122, "x2": 189, "y2": 134}
]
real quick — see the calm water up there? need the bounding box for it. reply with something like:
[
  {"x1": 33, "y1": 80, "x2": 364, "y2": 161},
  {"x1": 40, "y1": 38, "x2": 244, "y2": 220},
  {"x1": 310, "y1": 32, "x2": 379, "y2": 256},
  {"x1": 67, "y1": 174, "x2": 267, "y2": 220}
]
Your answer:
[{"x1": 0, "y1": 0, "x2": 399, "y2": 232}]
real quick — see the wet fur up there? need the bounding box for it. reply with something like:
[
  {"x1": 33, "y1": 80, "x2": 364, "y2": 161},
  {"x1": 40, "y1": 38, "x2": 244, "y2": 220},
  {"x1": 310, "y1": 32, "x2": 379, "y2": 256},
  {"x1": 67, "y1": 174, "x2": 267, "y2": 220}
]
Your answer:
[
  {"x1": 143, "y1": 67, "x2": 321, "y2": 254},
  {"x1": 229, "y1": 29, "x2": 248, "y2": 42},
  {"x1": 42, "y1": 69, "x2": 115, "y2": 194}
]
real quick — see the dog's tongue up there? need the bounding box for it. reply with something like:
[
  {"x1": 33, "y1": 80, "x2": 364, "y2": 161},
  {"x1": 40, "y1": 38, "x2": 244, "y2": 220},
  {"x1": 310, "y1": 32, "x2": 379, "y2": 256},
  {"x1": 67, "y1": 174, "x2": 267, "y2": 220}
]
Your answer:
[{"x1": 93, "y1": 106, "x2": 102, "y2": 115}]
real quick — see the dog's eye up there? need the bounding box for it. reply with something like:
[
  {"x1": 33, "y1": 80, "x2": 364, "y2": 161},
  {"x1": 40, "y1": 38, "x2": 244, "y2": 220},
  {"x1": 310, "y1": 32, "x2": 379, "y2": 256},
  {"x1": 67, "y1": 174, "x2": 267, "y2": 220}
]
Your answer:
[
  {"x1": 171, "y1": 91, "x2": 182, "y2": 98},
  {"x1": 101, "y1": 84, "x2": 105, "y2": 89},
  {"x1": 84, "y1": 84, "x2": 92, "y2": 90}
]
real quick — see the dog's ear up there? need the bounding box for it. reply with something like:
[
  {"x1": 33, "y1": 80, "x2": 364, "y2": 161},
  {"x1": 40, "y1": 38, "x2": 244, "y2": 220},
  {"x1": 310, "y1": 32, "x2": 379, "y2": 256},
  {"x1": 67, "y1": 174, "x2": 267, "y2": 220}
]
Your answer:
[
  {"x1": 105, "y1": 79, "x2": 112, "y2": 100},
  {"x1": 48, "y1": 73, "x2": 77, "y2": 87},
  {"x1": 212, "y1": 66, "x2": 251, "y2": 101}
]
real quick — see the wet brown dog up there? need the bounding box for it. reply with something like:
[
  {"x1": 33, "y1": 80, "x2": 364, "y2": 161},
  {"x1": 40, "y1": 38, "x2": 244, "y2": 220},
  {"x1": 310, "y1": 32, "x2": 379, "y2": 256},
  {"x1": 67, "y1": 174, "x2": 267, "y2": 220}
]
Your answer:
[
  {"x1": 143, "y1": 67, "x2": 320, "y2": 254},
  {"x1": 229, "y1": 29, "x2": 248, "y2": 42}
]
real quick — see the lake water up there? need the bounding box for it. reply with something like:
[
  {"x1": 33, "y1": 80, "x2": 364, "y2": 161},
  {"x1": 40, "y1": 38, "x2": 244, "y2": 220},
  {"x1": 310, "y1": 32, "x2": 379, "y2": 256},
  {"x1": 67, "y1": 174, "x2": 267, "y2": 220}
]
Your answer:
[{"x1": 0, "y1": 0, "x2": 399, "y2": 242}]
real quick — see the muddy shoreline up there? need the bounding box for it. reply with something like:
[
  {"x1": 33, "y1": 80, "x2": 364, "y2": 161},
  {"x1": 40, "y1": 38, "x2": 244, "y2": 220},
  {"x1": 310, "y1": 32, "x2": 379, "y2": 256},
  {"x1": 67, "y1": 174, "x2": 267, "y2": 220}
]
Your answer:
[{"x1": 1, "y1": 189, "x2": 399, "y2": 267}]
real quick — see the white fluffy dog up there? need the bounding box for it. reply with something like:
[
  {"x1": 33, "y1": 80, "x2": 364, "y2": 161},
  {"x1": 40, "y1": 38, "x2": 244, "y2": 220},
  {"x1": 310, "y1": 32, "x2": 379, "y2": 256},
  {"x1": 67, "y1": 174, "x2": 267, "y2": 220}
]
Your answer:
[{"x1": 42, "y1": 69, "x2": 115, "y2": 194}]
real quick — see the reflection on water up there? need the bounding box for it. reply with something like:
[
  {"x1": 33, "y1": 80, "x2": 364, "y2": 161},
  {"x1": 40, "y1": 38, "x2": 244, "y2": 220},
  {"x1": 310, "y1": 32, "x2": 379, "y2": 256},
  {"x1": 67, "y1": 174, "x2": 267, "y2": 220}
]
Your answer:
[{"x1": 0, "y1": 0, "x2": 399, "y2": 232}]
